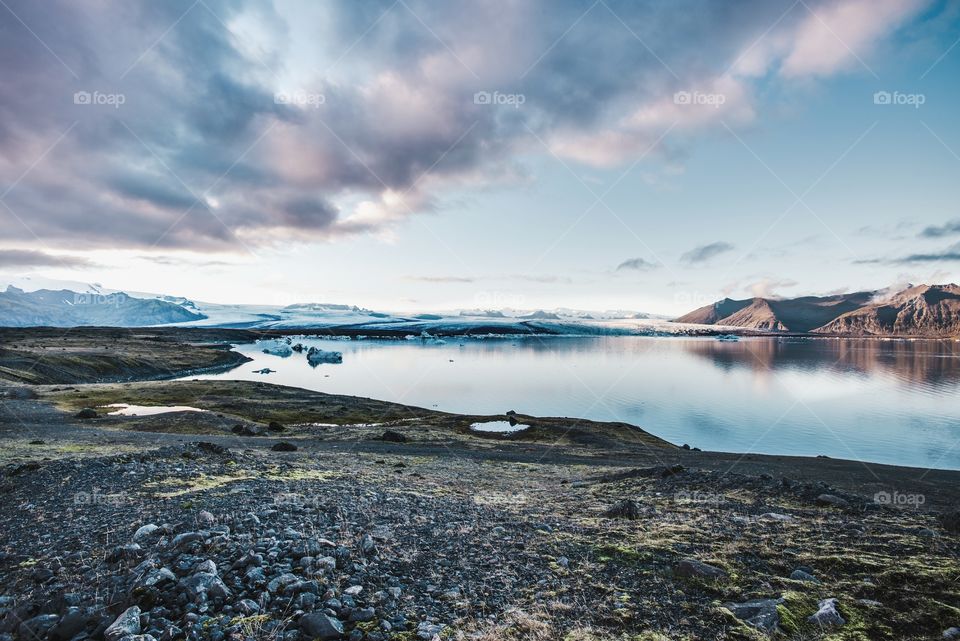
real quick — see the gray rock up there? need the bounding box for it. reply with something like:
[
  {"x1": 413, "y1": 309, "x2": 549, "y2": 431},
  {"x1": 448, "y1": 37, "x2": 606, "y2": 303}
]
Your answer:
[
  {"x1": 758, "y1": 512, "x2": 795, "y2": 522},
  {"x1": 360, "y1": 534, "x2": 377, "y2": 556},
  {"x1": 944, "y1": 627, "x2": 960, "y2": 640},
  {"x1": 132, "y1": 524, "x2": 160, "y2": 542},
  {"x1": 49, "y1": 608, "x2": 88, "y2": 641},
  {"x1": 244, "y1": 566, "x2": 266, "y2": 586},
  {"x1": 197, "y1": 511, "x2": 216, "y2": 526},
  {"x1": 349, "y1": 608, "x2": 375, "y2": 623},
  {"x1": 267, "y1": 573, "x2": 299, "y2": 594},
  {"x1": 675, "y1": 558, "x2": 728, "y2": 580},
  {"x1": 195, "y1": 560, "x2": 217, "y2": 575},
  {"x1": 603, "y1": 499, "x2": 641, "y2": 519},
  {"x1": 816, "y1": 494, "x2": 849, "y2": 508},
  {"x1": 179, "y1": 573, "x2": 231, "y2": 603},
  {"x1": 135, "y1": 568, "x2": 176, "y2": 590},
  {"x1": 808, "y1": 598, "x2": 845, "y2": 627},
  {"x1": 105, "y1": 606, "x2": 141, "y2": 641},
  {"x1": 299, "y1": 613, "x2": 344, "y2": 640},
  {"x1": 724, "y1": 598, "x2": 783, "y2": 633},
  {"x1": 18, "y1": 614, "x2": 60, "y2": 641},
  {"x1": 235, "y1": 600, "x2": 260, "y2": 615},
  {"x1": 790, "y1": 569, "x2": 820, "y2": 583},
  {"x1": 170, "y1": 532, "x2": 203, "y2": 549}
]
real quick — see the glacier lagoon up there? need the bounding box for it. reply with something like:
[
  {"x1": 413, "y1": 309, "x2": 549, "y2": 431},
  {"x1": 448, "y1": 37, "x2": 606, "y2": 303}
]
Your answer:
[{"x1": 192, "y1": 335, "x2": 960, "y2": 470}]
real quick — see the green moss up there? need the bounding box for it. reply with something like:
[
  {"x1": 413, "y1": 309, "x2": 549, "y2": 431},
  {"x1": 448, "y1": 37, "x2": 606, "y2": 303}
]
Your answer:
[{"x1": 594, "y1": 544, "x2": 654, "y2": 565}]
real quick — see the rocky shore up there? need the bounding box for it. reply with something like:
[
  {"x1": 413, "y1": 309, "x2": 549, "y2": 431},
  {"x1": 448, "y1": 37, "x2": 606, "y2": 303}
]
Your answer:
[
  {"x1": 0, "y1": 328, "x2": 958, "y2": 640},
  {"x1": 2, "y1": 439, "x2": 958, "y2": 641}
]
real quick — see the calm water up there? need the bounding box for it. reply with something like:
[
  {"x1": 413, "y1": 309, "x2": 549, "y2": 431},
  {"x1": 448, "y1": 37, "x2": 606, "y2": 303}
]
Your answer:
[{"x1": 194, "y1": 336, "x2": 960, "y2": 470}]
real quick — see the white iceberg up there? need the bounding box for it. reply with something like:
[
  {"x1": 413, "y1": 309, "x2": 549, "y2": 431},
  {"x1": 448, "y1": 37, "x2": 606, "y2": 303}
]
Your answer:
[
  {"x1": 258, "y1": 339, "x2": 294, "y2": 357},
  {"x1": 306, "y1": 346, "x2": 343, "y2": 366}
]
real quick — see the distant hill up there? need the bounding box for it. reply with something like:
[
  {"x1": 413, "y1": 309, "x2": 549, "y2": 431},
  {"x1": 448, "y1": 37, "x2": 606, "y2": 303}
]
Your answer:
[
  {"x1": 0, "y1": 287, "x2": 205, "y2": 327},
  {"x1": 813, "y1": 284, "x2": 960, "y2": 336},
  {"x1": 674, "y1": 285, "x2": 960, "y2": 336},
  {"x1": 520, "y1": 310, "x2": 562, "y2": 320}
]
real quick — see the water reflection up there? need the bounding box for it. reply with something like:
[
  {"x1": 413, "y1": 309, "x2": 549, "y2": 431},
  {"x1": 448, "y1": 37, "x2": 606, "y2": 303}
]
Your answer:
[
  {"x1": 195, "y1": 336, "x2": 960, "y2": 469},
  {"x1": 684, "y1": 338, "x2": 960, "y2": 388}
]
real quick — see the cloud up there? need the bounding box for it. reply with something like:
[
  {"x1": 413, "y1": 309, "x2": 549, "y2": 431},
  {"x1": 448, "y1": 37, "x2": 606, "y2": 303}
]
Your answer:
[
  {"x1": 0, "y1": 0, "x2": 930, "y2": 254},
  {"x1": 0, "y1": 249, "x2": 93, "y2": 268},
  {"x1": 508, "y1": 274, "x2": 572, "y2": 284},
  {"x1": 746, "y1": 278, "x2": 797, "y2": 299},
  {"x1": 680, "y1": 241, "x2": 735, "y2": 265},
  {"x1": 405, "y1": 275, "x2": 476, "y2": 283},
  {"x1": 616, "y1": 257, "x2": 659, "y2": 271},
  {"x1": 920, "y1": 219, "x2": 960, "y2": 238},
  {"x1": 895, "y1": 242, "x2": 960, "y2": 263},
  {"x1": 856, "y1": 242, "x2": 960, "y2": 264}
]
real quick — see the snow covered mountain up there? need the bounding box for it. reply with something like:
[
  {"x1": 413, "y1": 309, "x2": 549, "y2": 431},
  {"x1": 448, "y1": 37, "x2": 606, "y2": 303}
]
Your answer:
[
  {"x1": 0, "y1": 286, "x2": 205, "y2": 327},
  {"x1": 0, "y1": 275, "x2": 672, "y2": 333}
]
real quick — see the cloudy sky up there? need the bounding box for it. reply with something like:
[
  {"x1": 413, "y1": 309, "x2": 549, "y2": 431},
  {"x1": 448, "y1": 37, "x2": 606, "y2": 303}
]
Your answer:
[{"x1": 1, "y1": 0, "x2": 959, "y2": 314}]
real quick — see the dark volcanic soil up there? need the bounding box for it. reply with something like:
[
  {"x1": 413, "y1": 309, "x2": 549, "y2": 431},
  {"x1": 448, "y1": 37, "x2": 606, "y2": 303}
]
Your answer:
[{"x1": 0, "y1": 328, "x2": 958, "y2": 641}]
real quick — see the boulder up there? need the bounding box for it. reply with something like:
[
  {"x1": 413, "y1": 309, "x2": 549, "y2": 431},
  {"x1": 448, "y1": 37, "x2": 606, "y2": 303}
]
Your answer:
[
  {"x1": 19, "y1": 614, "x2": 60, "y2": 641},
  {"x1": 132, "y1": 524, "x2": 160, "y2": 542},
  {"x1": 379, "y1": 430, "x2": 408, "y2": 443},
  {"x1": 48, "y1": 608, "x2": 89, "y2": 641},
  {"x1": 675, "y1": 558, "x2": 728, "y2": 580},
  {"x1": 272, "y1": 441, "x2": 298, "y2": 452},
  {"x1": 724, "y1": 598, "x2": 783, "y2": 633},
  {"x1": 299, "y1": 613, "x2": 344, "y2": 640},
  {"x1": 790, "y1": 569, "x2": 820, "y2": 583},
  {"x1": 75, "y1": 408, "x2": 98, "y2": 419},
  {"x1": 104, "y1": 606, "x2": 141, "y2": 641},
  {"x1": 808, "y1": 598, "x2": 845, "y2": 627},
  {"x1": 179, "y1": 573, "x2": 231, "y2": 603},
  {"x1": 816, "y1": 494, "x2": 849, "y2": 508},
  {"x1": 603, "y1": 499, "x2": 641, "y2": 520}
]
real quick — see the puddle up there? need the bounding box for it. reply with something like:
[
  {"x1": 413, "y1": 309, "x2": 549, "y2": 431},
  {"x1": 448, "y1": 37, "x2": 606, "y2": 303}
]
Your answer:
[
  {"x1": 105, "y1": 404, "x2": 209, "y2": 416},
  {"x1": 469, "y1": 420, "x2": 530, "y2": 434}
]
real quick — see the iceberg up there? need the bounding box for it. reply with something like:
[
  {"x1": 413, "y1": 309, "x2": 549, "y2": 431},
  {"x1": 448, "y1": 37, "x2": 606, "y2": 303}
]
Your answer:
[{"x1": 306, "y1": 346, "x2": 343, "y2": 366}]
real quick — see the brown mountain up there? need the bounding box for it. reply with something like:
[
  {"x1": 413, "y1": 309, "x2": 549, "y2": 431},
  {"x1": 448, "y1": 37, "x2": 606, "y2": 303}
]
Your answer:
[
  {"x1": 813, "y1": 284, "x2": 960, "y2": 337},
  {"x1": 674, "y1": 291, "x2": 874, "y2": 332}
]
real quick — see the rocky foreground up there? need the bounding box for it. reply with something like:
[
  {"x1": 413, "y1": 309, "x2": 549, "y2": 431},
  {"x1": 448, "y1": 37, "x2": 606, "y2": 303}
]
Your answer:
[{"x1": 1, "y1": 439, "x2": 958, "y2": 641}]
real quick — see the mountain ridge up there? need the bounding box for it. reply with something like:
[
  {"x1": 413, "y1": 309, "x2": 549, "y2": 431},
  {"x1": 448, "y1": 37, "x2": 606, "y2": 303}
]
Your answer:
[
  {"x1": 0, "y1": 286, "x2": 205, "y2": 327},
  {"x1": 675, "y1": 284, "x2": 960, "y2": 336}
]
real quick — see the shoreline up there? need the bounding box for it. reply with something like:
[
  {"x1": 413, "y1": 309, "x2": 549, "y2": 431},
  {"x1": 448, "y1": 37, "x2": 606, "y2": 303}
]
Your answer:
[
  {"x1": 2, "y1": 326, "x2": 958, "y2": 476},
  {"x1": 1, "y1": 328, "x2": 958, "y2": 640}
]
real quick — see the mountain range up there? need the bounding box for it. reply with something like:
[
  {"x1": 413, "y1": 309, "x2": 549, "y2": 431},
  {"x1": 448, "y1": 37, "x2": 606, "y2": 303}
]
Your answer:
[
  {"x1": 674, "y1": 284, "x2": 960, "y2": 336},
  {"x1": 0, "y1": 287, "x2": 205, "y2": 327}
]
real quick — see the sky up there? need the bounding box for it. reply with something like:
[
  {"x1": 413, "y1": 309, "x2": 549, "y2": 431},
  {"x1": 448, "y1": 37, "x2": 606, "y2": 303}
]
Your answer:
[{"x1": 1, "y1": 0, "x2": 959, "y2": 315}]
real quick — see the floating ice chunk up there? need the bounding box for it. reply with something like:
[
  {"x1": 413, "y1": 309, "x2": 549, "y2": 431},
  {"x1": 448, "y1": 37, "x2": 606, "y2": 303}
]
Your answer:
[
  {"x1": 306, "y1": 346, "x2": 343, "y2": 366},
  {"x1": 258, "y1": 339, "x2": 294, "y2": 357}
]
